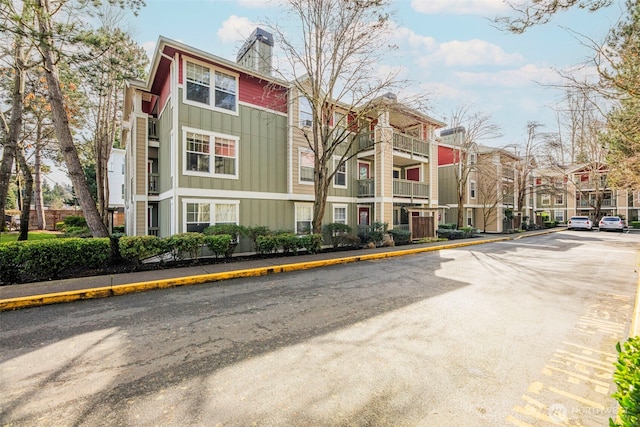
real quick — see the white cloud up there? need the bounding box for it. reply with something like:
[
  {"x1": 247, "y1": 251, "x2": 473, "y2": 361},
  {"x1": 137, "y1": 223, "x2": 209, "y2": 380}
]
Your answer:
[
  {"x1": 217, "y1": 15, "x2": 257, "y2": 44},
  {"x1": 391, "y1": 25, "x2": 437, "y2": 52},
  {"x1": 454, "y1": 64, "x2": 562, "y2": 87},
  {"x1": 429, "y1": 39, "x2": 524, "y2": 67},
  {"x1": 411, "y1": 0, "x2": 509, "y2": 15}
]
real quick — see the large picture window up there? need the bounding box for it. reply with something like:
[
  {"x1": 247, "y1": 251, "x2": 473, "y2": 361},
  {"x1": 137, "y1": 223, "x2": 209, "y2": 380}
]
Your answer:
[
  {"x1": 184, "y1": 200, "x2": 238, "y2": 233},
  {"x1": 184, "y1": 127, "x2": 238, "y2": 178},
  {"x1": 184, "y1": 60, "x2": 237, "y2": 113}
]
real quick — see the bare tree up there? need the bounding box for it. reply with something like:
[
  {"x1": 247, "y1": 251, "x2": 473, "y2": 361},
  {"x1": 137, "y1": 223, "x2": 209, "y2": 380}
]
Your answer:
[
  {"x1": 494, "y1": 0, "x2": 613, "y2": 33},
  {"x1": 443, "y1": 105, "x2": 501, "y2": 228},
  {"x1": 475, "y1": 154, "x2": 502, "y2": 233},
  {"x1": 269, "y1": 0, "x2": 421, "y2": 233}
]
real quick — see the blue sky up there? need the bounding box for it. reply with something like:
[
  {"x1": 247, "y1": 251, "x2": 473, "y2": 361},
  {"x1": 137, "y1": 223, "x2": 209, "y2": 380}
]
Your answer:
[{"x1": 124, "y1": 0, "x2": 625, "y2": 147}]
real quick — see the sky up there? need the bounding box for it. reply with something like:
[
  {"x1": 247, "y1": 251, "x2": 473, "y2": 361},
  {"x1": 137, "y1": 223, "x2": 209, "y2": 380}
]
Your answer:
[{"x1": 123, "y1": 0, "x2": 623, "y2": 147}]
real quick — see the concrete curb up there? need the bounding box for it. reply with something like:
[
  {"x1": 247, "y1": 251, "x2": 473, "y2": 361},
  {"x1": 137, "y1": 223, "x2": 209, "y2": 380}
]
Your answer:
[{"x1": 0, "y1": 231, "x2": 558, "y2": 312}]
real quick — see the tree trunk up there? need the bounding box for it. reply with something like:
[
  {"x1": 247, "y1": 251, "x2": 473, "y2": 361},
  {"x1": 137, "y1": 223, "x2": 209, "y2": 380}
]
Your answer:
[
  {"x1": 16, "y1": 147, "x2": 33, "y2": 241},
  {"x1": 0, "y1": 23, "x2": 26, "y2": 232},
  {"x1": 35, "y1": 0, "x2": 109, "y2": 238},
  {"x1": 312, "y1": 164, "x2": 330, "y2": 234},
  {"x1": 34, "y1": 122, "x2": 46, "y2": 230}
]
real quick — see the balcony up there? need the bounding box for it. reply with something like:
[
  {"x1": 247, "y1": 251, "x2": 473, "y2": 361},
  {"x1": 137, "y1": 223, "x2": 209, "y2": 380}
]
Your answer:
[
  {"x1": 393, "y1": 179, "x2": 429, "y2": 199},
  {"x1": 577, "y1": 199, "x2": 616, "y2": 207},
  {"x1": 393, "y1": 133, "x2": 429, "y2": 159},
  {"x1": 148, "y1": 117, "x2": 159, "y2": 140},
  {"x1": 148, "y1": 173, "x2": 159, "y2": 194},
  {"x1": 358, "y1": 133, "x2": 374, "y2": 151},
  {"x1": 358, "y1": 179, "x2": 375, "y2": 197}
]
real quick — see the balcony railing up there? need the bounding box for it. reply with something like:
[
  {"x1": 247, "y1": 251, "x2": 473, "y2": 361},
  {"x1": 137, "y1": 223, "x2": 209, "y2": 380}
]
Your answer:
[
  {"x1": 393, "y1": 179, "x2": 429, "y2": 199},
  {"x1": 358, "y1": 132, "x2": 375, "y2": 151},
  {"x1": 148, "y1": 117, "x2": 159, "y2": 140},
  {"x1": 393, "y1": 133, "x2": 429, "y2": 158},
  {"x1": 148, "y1": 227, "x2": 159, "y2": 236},
  {"x1": 577, "y1": 199, "x2": 616, "y2": 207},
  {"x1": 149, "y1": 173, "x2": 159, "y2": 194},
  {"x1": 358, "y1": 179, "x2": 375, "y2": 197}
]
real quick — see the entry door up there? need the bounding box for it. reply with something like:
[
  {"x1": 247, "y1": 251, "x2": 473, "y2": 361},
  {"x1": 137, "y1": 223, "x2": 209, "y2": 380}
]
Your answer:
[
  {"x1": 359, "y1": 207, "x2": 370, "y2": 226},
  {"x1": 358, "y1": 162, "x2": 370, "y2": 179}
]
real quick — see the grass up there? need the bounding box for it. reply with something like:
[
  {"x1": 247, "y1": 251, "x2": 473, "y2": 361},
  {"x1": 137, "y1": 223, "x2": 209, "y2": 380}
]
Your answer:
[{"x1": 0, "y1": 231, "x2": 59, "y2": 244}]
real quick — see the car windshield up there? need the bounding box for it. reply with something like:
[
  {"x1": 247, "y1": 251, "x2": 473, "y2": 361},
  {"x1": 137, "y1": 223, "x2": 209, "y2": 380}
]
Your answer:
[
  {"x1": 602, "y1": 217, "x2": 620, "y2": 221},
  {"x1": 571, "y1": 217, "x2": 588, "y2": 221}
]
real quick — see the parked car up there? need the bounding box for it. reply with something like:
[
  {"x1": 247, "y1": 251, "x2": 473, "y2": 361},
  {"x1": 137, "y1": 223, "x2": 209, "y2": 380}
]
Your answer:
[
  {"x1": 567, "y1": 216, "x2": 592, "y2": 231},
  {"x1": 598, "y1": 216, "x2": 625, "y2": 232}
]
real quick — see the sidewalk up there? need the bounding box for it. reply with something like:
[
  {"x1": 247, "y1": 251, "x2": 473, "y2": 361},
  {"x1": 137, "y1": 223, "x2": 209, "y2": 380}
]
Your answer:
[{"x1": 0, "y1": 228, "x2": 570, "y2": 311}]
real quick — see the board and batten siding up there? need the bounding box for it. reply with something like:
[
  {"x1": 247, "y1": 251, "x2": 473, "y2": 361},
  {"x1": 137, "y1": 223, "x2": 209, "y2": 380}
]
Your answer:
[
  {"x1": 157, "y1": 106, "x2": 173, "y2": 194},
  {"x1": 177, "y1": 94, "x2": 288, "y2": 194}
]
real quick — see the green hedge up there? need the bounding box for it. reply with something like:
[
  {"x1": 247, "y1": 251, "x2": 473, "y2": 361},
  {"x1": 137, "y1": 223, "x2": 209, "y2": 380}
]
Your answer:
[
  {"x1": 0, "y1": 238, "x2": 111, "y2": 284},
  {"x1": 388, "y1": 229, "x2": 411, "y2": 245},
  {"x1": 256, "y1": 233, "x2": 323, "y2": 255},
  {"x1": 611, "y1": 337, "x2": 640, "y2": 426},
  {"x1": 324, "y1": 223, "x2": 360, "y2": 248},
  {"x1": 631, "y1": 221, "x2": 640, "y2": 229}
]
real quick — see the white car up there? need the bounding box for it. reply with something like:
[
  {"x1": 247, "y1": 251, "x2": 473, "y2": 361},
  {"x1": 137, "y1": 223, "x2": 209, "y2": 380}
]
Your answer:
[
  {"x1": 567, "y1": 216, "x2": 592, "y2": 231},
  {"x1": 598, "y1": 216, "x2": 625, "y2": 232}
]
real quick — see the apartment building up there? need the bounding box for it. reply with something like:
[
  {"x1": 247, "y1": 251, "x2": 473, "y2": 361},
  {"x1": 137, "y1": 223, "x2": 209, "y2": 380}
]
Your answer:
[
  {"x1": 438, "y1": 128, "x2": 520, "y2": 232},
  {"x1": 534, "y1": 165, "x2": 638, "y2": 223},
  {"x1": 121, "y1": 30, "x2": 445, "y2": 245}
]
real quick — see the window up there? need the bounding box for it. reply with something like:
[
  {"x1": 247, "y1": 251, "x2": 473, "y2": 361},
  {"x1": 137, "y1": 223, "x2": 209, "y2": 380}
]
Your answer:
[
  {"x1": 299, "y1": 96, "x2": 313, "y2": 127},
  {"x1": 470, "y1": 180, "x2": 476, "y2": 199},
  {"x1": 184, "y1": 200, "x2": 239, "y2": 233},
  {"x1": 333, "y1": 157, "x2": 347, "y2": 188},
  {"x1": 299, "y1": 149, "x2": 314, "y2": 183},
  {"x1": 121, "y1": 162, "x2": 125, "y2": 174},
  {"x1": 469, "y1": 153, "x2": 476, "y2": 166},
  {"x1": 214, "y1": 137, "x2": 236, "y2": 175},
  {"x1": 554, "y1": 211, "x2": 565, "y2": 222},
  {"x1": 186, "y1": 61, "x2": 210, "y2": 105},
  {"x1": 541, "y1": 193, "x2": 550, "y2": 206},
  {"x1": 555, "y1": 193, "x2": 564, "y2": 205},
  {"x1": 185, "y1": 60, "x2": 237, "y2": 113},
  {"x1": 467, "y1": 208, "x2": 473, "y2": 226},
  {"x1": 186, "y1": 202, "x2": 211, "y2": 233},
  {"x1": 184, "y1": 128, "x2": 238, "y2": 178},
  {"x1": 295, "y1": 204, "x2": 313, "y2": 234},
  {"x1": 186, "y1": 131, "x2": 210, "y2": 173},
  {"x1": 333, "y1": 205, "x2": 347, "y2": 224}
]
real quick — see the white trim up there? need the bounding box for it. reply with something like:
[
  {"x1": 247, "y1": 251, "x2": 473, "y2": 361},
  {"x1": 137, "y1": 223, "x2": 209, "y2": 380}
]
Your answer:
[
  {"x1": 182, "y1": 56, "x2": 239, "y2": 116},
  {"x1": 470, "y1": 180, "x2": 476, "y2": 199},
  {"x1": 182, "y1": 126, "x2": 239, "y2": 180},
  {"x1": 239, "y1": 101, "x2": 288, "y2": 117},
  {"x1": 173, "y1": 187, "x2": 358, "y2": 203}
]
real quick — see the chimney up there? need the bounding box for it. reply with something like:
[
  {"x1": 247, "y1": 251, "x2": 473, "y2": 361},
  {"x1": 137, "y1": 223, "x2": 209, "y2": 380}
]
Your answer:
[{"x1": 237, "y1": 27, "x2": 274, "y2": 75}]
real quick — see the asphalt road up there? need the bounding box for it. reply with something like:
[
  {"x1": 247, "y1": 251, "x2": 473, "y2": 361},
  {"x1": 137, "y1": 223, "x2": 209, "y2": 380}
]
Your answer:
[{"x1": 1, "y1": 231, "x2": 638, "y2": 426}]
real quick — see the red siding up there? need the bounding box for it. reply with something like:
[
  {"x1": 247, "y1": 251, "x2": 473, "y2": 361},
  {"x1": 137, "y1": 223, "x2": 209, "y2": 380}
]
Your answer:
[
  {"x1": 438, "y1": 145, "x2": 458, "y2": 166},
  {"x1": 239, "y1": 75, "x2": 288, "y2": 113},
  {"x1": 159, "y1": 76, "x2": 171, "y2": 113}
]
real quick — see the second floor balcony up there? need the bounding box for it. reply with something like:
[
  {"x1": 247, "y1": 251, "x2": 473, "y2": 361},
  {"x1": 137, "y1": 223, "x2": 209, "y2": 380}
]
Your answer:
[
  {"x1": 577, "y1": 199, "x2": 616, "y2": 207},
  {"x1": 357, "y1": 132, "x2": 430, "y2": 159},
  {"x1": 357, "y1": 178, "x2": 429, "y2": 200}
]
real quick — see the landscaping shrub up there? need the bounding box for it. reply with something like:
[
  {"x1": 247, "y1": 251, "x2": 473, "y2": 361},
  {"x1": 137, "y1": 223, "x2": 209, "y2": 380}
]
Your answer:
[
  {"x1": 360, "y1": 221, "x2": 387, "y2": 247},
  {"x1": 256, "y1": 235, "x2": 279, "y2": 254},
  {"x1": 543, "y1": 221, "x2": 557, "y2": 228},
  {"x1": 0, "y1": 242, "x2": 21, "y2": 284},
  {"x1": 59, "y1": 226, "x2": 92, "y2": 238},
  {"x1": 440, "y1": 223, "x2": 457, "y2": 230},
  {"x1": 277, "y1": 233, "x2": 301, "y2": 254},
  {"x1": 459, "y1": 226, "x2": 476, "y2": 238},
  {"x1": 631, "y1": 221, "x2": 640, "y2": 229},
  {"x1": 388, "y1": 229, "x2": 411, "y2": 245},
  {"x1": 63, "y1": 215, "x2": 87, "y2": 228},
  {"x1": 119, "y1": 235, "x2": 167, "y2": 266},
  {"x1": 245, "y1": 225, "x2": 271, "y2": 251},
  {"x1": 611, "y1": 336, "x2": 640, "y2": 426},
  {"x1": 324, "y1": 223, "x2": 354, "y2": 248},
  {"x1": 203, "y1": 224, "x2": 245, "y2": 243},
  {"x1": 299, "y1": 233, "x2": 323, "y2": 254},
  {"x1": 165, "y1": 232, "x2": 204, "y2": 262},
  {"x1": 203, "y1": 234, "x2": 233, "y2": 258},
  {"x1": 112, "y1": 225, "x2": 125, "y2": 234},
  {"x1": 437, "y1": 229, "x2": 466, "y2": 240}
]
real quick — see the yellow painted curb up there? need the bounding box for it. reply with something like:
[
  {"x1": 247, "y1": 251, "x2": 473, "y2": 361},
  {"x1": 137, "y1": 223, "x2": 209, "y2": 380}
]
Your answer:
[{"x1": 0, "y1": 233, "x2": 536, "y2": 312}]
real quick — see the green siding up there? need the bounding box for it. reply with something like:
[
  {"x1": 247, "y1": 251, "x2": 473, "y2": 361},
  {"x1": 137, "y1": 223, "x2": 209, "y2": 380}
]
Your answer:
[
  {"x1": 438, "y1": 166, "x2": 458, "y2": 205},
  {"x1": 177, "y1": 90, "x2": 288, "y2": 194},
  {"x1": 158, "y1": 199, "x2": 172, "y2": 237},
  {"x1": 158, "y1": 106, "x2": 173, "y2": 193}
]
